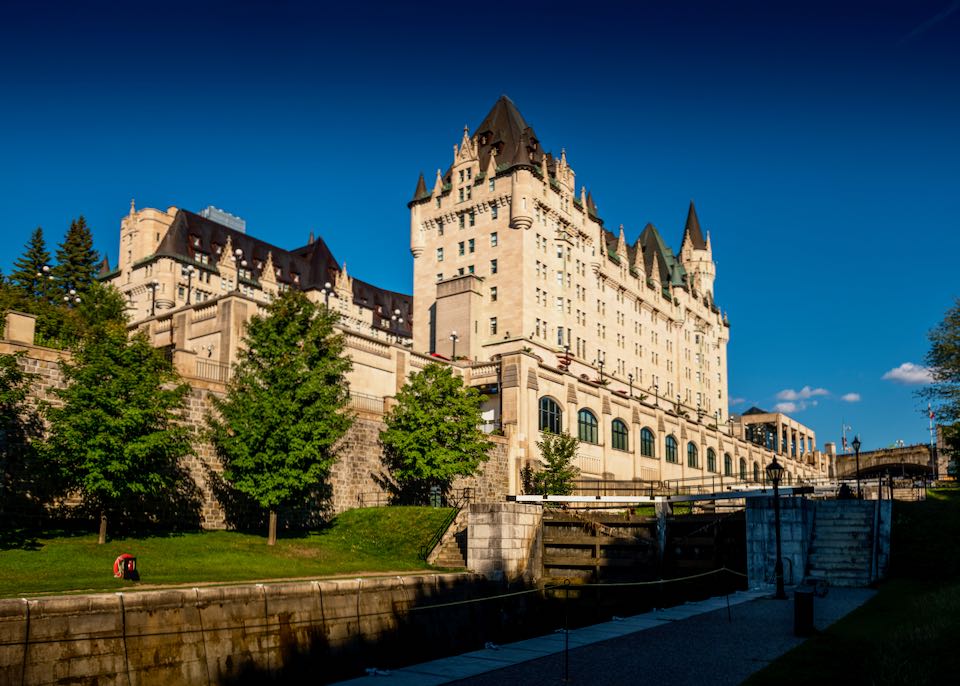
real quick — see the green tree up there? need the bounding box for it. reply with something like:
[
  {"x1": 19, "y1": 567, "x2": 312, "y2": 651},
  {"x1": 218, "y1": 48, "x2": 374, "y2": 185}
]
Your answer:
[
  {"x1": 45, "y1": 325, "x2": 193, "y2": 543},
  {"x1": 208, "y1": 291, "x2": 353, "y2": 545},
  {"x1": 0, "y1": 353, "x2": 44, "y2": 519},
  {"x1": 380, "y1": 363, "x2": 491, "y2": 504},
  {"x1": 9, "y1": 227, "x2": 53, "y2": 299},
  {"x1": 531, "y1": 431, "x2": 580, "y2": 496},
  {"x1": 53, "y1": 216, "x2": 100, "y2": 297},
  {"x1": 922, "y1": 298, "x2": 960, "y2": 474}
]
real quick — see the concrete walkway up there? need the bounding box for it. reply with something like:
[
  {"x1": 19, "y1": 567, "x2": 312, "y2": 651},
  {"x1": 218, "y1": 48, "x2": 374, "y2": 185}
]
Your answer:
[{"x1": 336, "y1": 586, "x2": 875, "y2": 686}]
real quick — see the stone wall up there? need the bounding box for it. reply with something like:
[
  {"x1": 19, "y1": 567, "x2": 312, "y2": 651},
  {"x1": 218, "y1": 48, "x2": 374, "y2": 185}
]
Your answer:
[
  {"x1": 745, "y1": 496, "x2": 814, "y2": 588},
  {"x1": 2, "y1": 336, "x2": 512, "y2": 530},
  {"x1": 0, "y1": 573, "x2": 489, "y2": 686},
  {"x1": 467, "y1": 502, "x2": 543, "y2": 581}
]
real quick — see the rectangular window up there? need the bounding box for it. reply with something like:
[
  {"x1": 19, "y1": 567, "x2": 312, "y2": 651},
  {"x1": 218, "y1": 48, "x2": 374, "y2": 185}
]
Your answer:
[
  {"x1": 466, "y1": 186, "x2": 472, "y2": 200},
  {"x1": 459, "y1": 214, "x2": 465, "y2": 229},
  {"x1": 436, "y1": 196, "x2": 441, "y2": 208},
  {"x1": 489, "y1": 178, "x2": 495, "y2": 191},
  {"x1": 490, "y1": 231, "x2": 498, "y2": 247},
  {"x1": 557, "y1": 328, "x2": 564, "y2": 345},
  {"x1": 459, "y1": 170, "x2": 464, "y2": 182},
  {"x1": 436, "y1": 273, "x2": 443, "y2": 281},
  {"x1": 467, "y1": 168, "x2": 472, "y2": 180},
  {"x1": 468, "y1": 264, "x2": 475, "y2": 274},
  {"x1": 459, "y1": 188, "x2": 464, "y2": 202},
  {"x1": 491, "y1": 258, "x2": 498, "y2": 274},
  {"x1": 469, "y1": 211, "x2": 475, "y2": 227},
  {"x1": 458, "y1": 241, "x2": 465, "y2": 256},
  {"x1": 557, "y1": 246, "x2": 563, "y2": 259},
  {"x1": 437, "y1": 220, "x2": 444, "y2": 235},
  {"x1": 490, "y1": 286, "x2": 498, "y2": 302},
  {"x1": 468, "y1": 238, "x2": 475, "y2": 253},
  {"x1": 490, "y1": 317, "x2": 498, "y2": 335},
  {"x1": 437, "y1": 247, "x2": 444, "y2": 262},
  {"x1": 491, "y1": 205, "x2": 498, "y2": 220},
  {"x1": 556, "y1": 271, "x2": 563, "y2": 286},
  {"x1": 458, "y1": 267, "x2": 465, "y2": 276}
]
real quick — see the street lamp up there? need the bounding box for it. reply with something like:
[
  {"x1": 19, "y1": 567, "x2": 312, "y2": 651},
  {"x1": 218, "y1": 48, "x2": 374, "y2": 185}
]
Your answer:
[
  {"x1": 594, "y1": 356, "x2": 604, "y2": 383},
  {"x1": 233, "y1": 248, "x2": 246, "y2": 291},
  {"x1": 147, "y1": 281, "x2": 159, "y2": 317},
  {"x1": 652, "y1": 383, "x2": 659, "y2": 408},
  {"x1": 62, "y1": 289, "x2": 81, "y2": 306},
  {"x1": 390, "y1": 309, "x2": 404, "y2": 343},
  {"x1": 852, "y1": 435, "x2": 862, "y2": 499},
  {"x1": 322, "y1": 281, "x2": 333, "y2": 307},
  {"x1": 765, "y1": 456, "x2": 787, "y2": 600},
  {"x1": 450, "y1": 330, "x2": 459, "y2": 360},
  {"x1": 697, "y1": 402, "x2": 703, "y2": 423},
  {"x1": 628, "y1": 373, "x2": 634, "y2": 398},
  {"x1": 182, "y1": 265, "x2": 195, "y2": 305}
]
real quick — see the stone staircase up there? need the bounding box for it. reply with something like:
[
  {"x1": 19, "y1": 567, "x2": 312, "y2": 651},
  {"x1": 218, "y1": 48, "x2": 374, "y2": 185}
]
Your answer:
[
  {"x1": 806, "y1": 500, "x2": 876, "y2": 587},
  {"x1": 426, "y1": 507, "x2": 469, "y2": 569}
]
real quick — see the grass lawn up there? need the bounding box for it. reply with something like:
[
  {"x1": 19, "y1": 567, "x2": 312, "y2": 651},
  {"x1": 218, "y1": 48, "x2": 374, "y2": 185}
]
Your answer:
[
  {"x1": 745, "y1": 488, "x2": 960, "y2": 686},
  {"x1": 0, "y1": 506, "x2": 454, "y2": 598}
]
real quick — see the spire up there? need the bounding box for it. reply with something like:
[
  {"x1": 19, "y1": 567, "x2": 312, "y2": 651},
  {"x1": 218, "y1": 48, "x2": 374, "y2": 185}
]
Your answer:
[
  {"x1": 432, "y1": 168, "x2": 444, "y2": 196},
  {"x1": 485, "y1": 147, "x2": 498, "y2": 179},
  {"x1": 616, "y1": 224, "x2": 627, "y2": 257},
  {"x1": 681, "y1": 200, "x2": 707, "y2": 251},
  {"x1": 308, "y1": 230, "x2": 315, "y2": 245},
  {"x1": 261, "y1": 251, "x2": 277, "y2": 284},
  {"x1": 412, "y1": 172, "x2": 428, "y2": 201},
  {"x1": 129, "y1": 198, "x2": 136, "y2": 215}
]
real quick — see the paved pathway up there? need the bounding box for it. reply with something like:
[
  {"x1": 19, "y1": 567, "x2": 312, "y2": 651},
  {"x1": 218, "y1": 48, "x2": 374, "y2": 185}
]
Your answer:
[{"x1": 336, "y1": 586, "x2": 875, "y2": 686}]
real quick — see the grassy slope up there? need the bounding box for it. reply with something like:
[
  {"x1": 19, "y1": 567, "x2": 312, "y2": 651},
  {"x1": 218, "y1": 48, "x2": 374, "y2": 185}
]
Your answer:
[
  {"x1": 745, "y1": 489, "x2": 960, "y2": 686},
  {"x1": 0, "y1": 506, "x2": 453, "y2": 598}
]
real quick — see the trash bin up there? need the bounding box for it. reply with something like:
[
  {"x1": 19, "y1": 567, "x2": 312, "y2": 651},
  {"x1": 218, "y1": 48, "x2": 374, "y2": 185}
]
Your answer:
[{"x1": 794, "y1": 585, "x2": 814, "y2": 636}]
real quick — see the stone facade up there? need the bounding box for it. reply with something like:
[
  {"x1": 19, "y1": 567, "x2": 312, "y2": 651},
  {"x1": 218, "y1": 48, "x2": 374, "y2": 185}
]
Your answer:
[
  {"x1": 0, "y1": 572, "x2": 489, "y2": 686},
  {"x1": 467, "y1": 502, "x2": 543, "y2": 581}
]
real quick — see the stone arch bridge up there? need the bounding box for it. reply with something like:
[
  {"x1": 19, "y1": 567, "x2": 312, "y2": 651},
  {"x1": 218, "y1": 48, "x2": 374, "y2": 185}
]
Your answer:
[{"x1": 835, "y1": 443, "x2": 938, "y2": 479}]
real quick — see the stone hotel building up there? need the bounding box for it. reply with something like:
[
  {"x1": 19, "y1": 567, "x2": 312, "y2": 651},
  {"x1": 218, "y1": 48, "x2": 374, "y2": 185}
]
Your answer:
[{"x1": 100, "y1": 96, "x2": 834, "y2": 507}]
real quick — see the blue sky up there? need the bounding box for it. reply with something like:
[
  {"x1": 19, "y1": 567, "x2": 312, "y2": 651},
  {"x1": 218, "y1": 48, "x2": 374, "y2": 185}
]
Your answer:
[{"x1": 2, "y1": 1, "x2": 958, "y2": 450}]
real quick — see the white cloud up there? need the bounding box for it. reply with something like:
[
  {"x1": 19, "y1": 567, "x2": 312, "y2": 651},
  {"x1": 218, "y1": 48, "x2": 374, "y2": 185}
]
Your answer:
[
  {"x1": 729, "y1": 397, "x2": 747, "y2": 406},
  {"x1": 774, "y1": 401, "x2": 799, "y2": 413},
  {"x1": 882, "y1": 362, "x2": 933, "y2": 385},
  {"x1": 776, "y1": 386, "x2": 830, "y2": 401},
  {"x1": 841, "y1": 392, "x2": 861, "y2": 403}
]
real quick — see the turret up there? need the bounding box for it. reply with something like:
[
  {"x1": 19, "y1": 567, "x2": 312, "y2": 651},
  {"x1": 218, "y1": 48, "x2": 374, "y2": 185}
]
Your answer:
[
  {"x1": 509, "y1": 169, "x2": 533, "y2": 230},
  {"x1": 678, "y1": 201, "x2": 716, "y2": 297}
]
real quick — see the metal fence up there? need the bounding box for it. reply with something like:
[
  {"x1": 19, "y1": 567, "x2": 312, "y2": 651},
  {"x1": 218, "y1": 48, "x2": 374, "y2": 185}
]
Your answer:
[{"x1": 348, "y1": 392, "x2": 385, "y2": 414}]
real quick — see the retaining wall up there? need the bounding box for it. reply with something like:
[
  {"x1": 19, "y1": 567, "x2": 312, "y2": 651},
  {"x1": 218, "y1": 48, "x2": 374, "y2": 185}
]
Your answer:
[{"x1": 0, "y1": 573, "x2": 487, "y2": 686}]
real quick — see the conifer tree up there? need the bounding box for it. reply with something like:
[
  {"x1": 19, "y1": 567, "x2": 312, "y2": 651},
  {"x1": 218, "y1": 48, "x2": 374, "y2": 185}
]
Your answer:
[
  {"x1": 9, "y1": 227, "x2": 53, "y2": 299},
  {"x1": 53, "y1": 216, "x2": 100, "y2": 296},
  {"x1": 208, "y1": 291, "x2": 353, "y2": 544},
  {"x1": 380, "y1": 363, "x2": 492, "y2": 504}
]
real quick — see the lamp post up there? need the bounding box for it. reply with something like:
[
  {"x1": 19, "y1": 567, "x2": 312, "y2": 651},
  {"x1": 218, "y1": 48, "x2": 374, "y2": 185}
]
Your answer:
[
  {"x1": 652, "y1": 383, "x2": 659, "y2": 408},
  {"x1": 628, "y1": 373, "x2": 634, "y2": 398},
  {"x1": 182, "y1": 265, "x2": 195, "y2": 305},
  {"x1": 676, "y1": 394, "x2": 682, "y2": 414},
  {"x1": 322, "y1": 281, "x2": 333, "y2": 307},
  {"x1": 765, "y1": 456, "x2": 787, "y2": 599},
  {"x1": 594, "y1": 356, "x2": 604, "y2": 383},
  {"x1": 697, "y1": 402, "x2": 703, "y2": 423},
  {"x1": 147, "y1": 281, "x2": 159, "y2": 317},
  {"x1": 391, "y1": 309, "x2": 404, "y2": 343},
  {"x1": 232, "y1": 248, "x2": 246, "y2": 291},
  {"x1": 62, "y1": 289, "x2": 81, "y2": 306},
  {"x1": 450, "y1": 330, "x2": 459, "y2": 360},
  {"x1": 852, "y1": 435, "x2": 862, "y2": 499}
]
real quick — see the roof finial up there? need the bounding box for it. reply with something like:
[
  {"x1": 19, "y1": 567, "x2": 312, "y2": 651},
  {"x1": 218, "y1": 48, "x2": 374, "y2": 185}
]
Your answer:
[{"x1": 129, "y1": 198, "x2": 136, "y2": 215}]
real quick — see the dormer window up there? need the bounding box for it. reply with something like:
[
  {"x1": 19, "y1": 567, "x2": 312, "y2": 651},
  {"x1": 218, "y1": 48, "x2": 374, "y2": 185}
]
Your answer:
[
  {"x1": 292, "y1": 273, "x2": 300, "y2": 284},
  {"x1": 191, "y1": 236, "x2": 201, "y2": 248}
]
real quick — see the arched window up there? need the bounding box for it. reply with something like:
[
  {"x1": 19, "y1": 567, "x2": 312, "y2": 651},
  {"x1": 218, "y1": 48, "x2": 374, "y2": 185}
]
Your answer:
[
  {"x1": 724, "y1": 453, "x2": 732, "y2": 476},
  {"x1": 611, "y1": 419, "x2": 629, "y2": 451},
  {"x1": 707, "y1": 448, "x2": 717, "y2": 473},
  {"x1": 578, "y1": 409, "x2": 598, "y2": 444},
  {"x1": 539, "y1": 397, "x2": 562, "y2": 434},
  {"x1": 641, "y1": 428, "x2": 656, "y2": 458},
  {"x1": 687, "y1": 442, "x2": 699, "y2": 468},
  {"x1": 753, "y1": 462, "x2": 760, "y2": 483},
  {"x1": 665, "y1": 435, "x2": 678, "y2": 463},
  {"x1": 739, "y1": 457, "x2": 747, "y2": 480}
]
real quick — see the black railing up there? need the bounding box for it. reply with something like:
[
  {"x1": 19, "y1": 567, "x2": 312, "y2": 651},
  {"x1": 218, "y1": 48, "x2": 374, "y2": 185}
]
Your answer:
[{"x1": 418, "y1": 487, "x2": 473, "y2": 561}]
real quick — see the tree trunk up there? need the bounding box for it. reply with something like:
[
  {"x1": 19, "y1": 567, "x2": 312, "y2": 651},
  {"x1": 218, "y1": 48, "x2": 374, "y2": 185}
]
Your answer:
[
  {"x1": 267, "y1": 510, "x2": 277, "y2": 546},
  {"x1": 98, "y1": 512, "x2": 107, "y2": 545}
]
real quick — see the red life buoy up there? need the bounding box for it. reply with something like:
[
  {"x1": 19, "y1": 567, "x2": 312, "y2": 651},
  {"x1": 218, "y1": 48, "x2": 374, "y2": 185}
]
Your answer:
[{"x1": 113, "y1": 554, "x2": 135, "y2": 578}]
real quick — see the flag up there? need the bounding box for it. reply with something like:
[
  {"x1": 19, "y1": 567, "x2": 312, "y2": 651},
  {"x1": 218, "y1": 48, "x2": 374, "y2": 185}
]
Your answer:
[{"x1": 929, "y1": 404, "x2": 935, "y2": 420}]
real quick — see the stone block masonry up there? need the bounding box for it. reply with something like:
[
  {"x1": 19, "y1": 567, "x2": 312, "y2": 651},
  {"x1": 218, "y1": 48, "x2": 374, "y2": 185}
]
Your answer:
[
  {"x1": 1, "y1": 337, "x2": 511, "y2": 530},
  {"x1": 0, "y1": 573, "x2": 488, "y2": 686},
  {"x1": 467, "y1": 502, "x2": 543, "y2": 581}
]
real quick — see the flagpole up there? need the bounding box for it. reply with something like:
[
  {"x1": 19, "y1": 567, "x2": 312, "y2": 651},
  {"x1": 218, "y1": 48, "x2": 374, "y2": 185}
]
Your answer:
[{"x1": 929, "y1": 404, "x2": 936, "y2": 478}]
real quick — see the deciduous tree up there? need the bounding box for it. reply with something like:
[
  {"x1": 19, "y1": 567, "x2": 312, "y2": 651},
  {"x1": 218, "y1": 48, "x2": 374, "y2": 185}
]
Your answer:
[
  {"x1": 922, "y1": 298, "x2": 960, "y2": 473},
  {"x1": 531, "y1": 431, "x2": 580, "y2": 496},
  {"x1": 45, "y1": 325, "x2": 193, "y2": 543},
  {"x1": 380, "y1": 363, "x2": 491, "y2": 504},
  {"x1": 208, "y1": 291, "x2": 353, "y2": 544},
  {"x1": 0, "y1": 352, "x2": 44, "y2": 519}
]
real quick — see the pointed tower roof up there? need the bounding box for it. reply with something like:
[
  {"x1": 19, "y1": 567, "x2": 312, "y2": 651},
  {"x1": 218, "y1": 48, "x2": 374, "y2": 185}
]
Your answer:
[
  {"x1": 681, "y1": 201, "x2": 707, "y2": 251},
  {"x1": 412, "y1": 172, "x2": 429, "y2": 201},
  {"x1": 472, "y1": 95, "x2": 542, "y2": 171}
]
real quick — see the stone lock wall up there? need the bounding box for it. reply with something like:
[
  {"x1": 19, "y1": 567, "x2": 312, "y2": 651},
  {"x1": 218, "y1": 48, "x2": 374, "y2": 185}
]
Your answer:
[
  {"x1": 745, "y1": 496, "x2": 813, "y2": 588},
  {"x1": 467, "y1": 502, "x2": 544, "y2": 581},
  {"x1": 0, "y1": 573, "x2": 487, "y2": 686}
]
